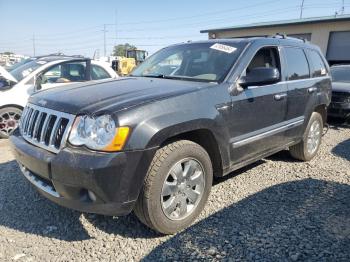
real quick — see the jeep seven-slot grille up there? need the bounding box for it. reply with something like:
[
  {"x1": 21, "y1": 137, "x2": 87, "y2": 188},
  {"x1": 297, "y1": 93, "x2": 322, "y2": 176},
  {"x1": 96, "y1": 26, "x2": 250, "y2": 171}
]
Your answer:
[{"x1": 19, "y1": 104, "x2": 75, "y2": 153}]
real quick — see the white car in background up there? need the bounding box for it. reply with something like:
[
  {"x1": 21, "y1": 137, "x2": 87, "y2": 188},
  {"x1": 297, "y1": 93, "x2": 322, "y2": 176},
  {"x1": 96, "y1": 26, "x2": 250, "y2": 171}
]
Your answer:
[{"x1": 0, "y1": 55, "x2": 118, "y2": 138}]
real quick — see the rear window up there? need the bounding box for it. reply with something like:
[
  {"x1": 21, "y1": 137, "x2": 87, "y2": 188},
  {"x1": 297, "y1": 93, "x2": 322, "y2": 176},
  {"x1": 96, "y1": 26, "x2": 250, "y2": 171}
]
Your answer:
[
  {"x1": 307, "y1": 50, "x2": 328, "y2": 77},
  {"x1": 284, "y1": 47, "x2": 310, "y2": 81}
]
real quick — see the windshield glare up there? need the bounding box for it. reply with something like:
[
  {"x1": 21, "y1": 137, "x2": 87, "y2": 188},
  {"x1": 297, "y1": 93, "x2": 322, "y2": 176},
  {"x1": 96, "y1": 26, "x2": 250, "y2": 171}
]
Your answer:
[
  {"x1": 10, "y1": 60, "x2": 45, "y2": 82},
  {"x1": 331, "y1": 67, "x2": 350, "y2": 83},
  {"x1": 131, "y1": 42, "x2": 244, "y2": 82}
]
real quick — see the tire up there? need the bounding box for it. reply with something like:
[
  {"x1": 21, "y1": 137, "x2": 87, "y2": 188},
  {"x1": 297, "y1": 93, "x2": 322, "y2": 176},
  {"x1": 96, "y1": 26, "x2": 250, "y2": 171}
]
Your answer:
[
  {"x1": 134, "y1": 140, "x2": 213, "y2": 234},
  {"x1": 289, "y1": 112, "x2": 323, "y2": 161},
  {"x1": 0, "y1": 107, "x2": 22, "y2": 139}
]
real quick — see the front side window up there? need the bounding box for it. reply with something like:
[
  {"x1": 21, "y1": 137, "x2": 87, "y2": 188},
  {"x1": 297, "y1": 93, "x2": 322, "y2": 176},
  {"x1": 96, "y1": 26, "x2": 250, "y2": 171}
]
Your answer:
[
  {"x1": 42, "y1": 61, "x2": 87, "y2": 84},
  {"x1": 284, "y1": 47, "x2": 310, "y2": 81},
  {"x1": 131, "y1": 42, "x2": 246, "y2": 82},
  {"x1": 308, "y1": 50, "x2": 328, "y2": 77},
  {"x1": 244, "y1": 46, "x2": 281, "y2": 83}
]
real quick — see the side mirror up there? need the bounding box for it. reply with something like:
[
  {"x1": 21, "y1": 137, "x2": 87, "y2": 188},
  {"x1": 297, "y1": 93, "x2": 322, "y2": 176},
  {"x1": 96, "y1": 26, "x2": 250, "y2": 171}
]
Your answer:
[
  {"x1": 34, "y1": 74, "x2": 43, "y2": 91},
  {"x1": 239, "y1": 67, "x2": 280, "y2": 88}
]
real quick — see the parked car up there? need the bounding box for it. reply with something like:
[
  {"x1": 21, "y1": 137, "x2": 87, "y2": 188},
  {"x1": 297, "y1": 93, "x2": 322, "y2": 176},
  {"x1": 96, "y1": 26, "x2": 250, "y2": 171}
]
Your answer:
[
  {"x1": 0, "y1": 55, "x2": 118, "y2": 138},
  {"x1": 328, "y1": 65, "x2": 350, "y2": 120},
  {"x1": 10, "y1": 37, "x2": 331, "y2": 234}
]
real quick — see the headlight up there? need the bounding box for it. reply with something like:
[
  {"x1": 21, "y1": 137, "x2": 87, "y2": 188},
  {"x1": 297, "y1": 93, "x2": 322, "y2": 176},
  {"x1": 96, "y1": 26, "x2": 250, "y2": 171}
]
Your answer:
[{"x1": 68, "y1": 114, "x2": 130, "y2": 152}]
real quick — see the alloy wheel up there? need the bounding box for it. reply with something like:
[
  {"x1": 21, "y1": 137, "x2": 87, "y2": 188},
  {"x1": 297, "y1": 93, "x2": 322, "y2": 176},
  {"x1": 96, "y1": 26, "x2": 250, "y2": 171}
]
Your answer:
[
  {"x1": 0, "y1": 110, "x2": 21, "y2": 137},
  {"x1": 161, "y1": 158, "x2": 205, "y2": 221},
  {"x1": 306, "y1": 120, "x2": 321, "y2": 155}
]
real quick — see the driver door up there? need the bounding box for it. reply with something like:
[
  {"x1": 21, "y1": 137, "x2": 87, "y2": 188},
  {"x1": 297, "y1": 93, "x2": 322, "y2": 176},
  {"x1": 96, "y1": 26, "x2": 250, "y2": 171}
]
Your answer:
[{"x1": 228, "y1": 46, "x2": 288, "y2": 165}]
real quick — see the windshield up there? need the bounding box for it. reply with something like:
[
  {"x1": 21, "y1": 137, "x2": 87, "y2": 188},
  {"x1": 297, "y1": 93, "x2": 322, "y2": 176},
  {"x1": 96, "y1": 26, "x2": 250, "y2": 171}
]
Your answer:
[
  {"x1": 131, "y1": 42, "x2": 245, "y2": 82},
  {"x1": 10, "y1": 60, "x2": 46, "y2": 82},
  {"x1": 7, "y1": 58, "x2": 35, "y2": 71},
  {"x1": 331, "y1": 67, "x2": 350, "y2": 83}
]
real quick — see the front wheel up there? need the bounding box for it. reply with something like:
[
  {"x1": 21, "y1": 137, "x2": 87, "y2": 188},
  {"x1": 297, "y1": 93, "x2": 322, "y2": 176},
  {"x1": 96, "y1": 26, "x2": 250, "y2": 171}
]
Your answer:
[
  {"x1": 0, "y1": 107, "x2": 22, "y2": 139},
  {"x1": 289, "y1": 112, "x2": 323, "y2": 161},
  {"x1": 134, "y1": 140, "x2": 213, "y2": 234}
]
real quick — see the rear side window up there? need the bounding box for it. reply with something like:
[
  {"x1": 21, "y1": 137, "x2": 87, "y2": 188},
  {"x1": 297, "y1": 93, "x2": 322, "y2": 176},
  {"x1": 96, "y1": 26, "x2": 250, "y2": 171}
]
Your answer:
[
  {"x1": 91, "y1": 65, "x2": 111, "y2": 80},
  {"x1": 307, "y1": 50, "x2": 328, "y2": 77},
  {"x1": 284, "y1": 47, "x2": 310, "y2": 81}
]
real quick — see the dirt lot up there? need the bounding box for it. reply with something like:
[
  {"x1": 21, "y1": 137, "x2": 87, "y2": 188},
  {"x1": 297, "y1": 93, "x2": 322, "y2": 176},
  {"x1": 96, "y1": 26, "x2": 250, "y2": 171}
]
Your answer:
[{"x1": 0, "y1": 122, "x2": 349, "y2": 261}]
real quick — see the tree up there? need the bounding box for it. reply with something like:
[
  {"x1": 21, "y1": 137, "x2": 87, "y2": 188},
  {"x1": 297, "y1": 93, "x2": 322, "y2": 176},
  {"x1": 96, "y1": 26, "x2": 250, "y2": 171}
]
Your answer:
[{"x1": 112, "y1": 43, "x2": 137, "y2": 57}]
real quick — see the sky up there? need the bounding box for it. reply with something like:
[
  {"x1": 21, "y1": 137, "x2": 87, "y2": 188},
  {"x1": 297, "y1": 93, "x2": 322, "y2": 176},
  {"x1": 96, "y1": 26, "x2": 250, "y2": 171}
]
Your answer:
[{"x1": 0, "y1": 0, "x2": 348, "y2": 57}]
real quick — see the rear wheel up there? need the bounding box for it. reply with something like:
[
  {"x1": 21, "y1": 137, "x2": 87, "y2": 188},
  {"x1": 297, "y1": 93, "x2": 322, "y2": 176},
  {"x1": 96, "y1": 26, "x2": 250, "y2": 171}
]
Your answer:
[
  {"x1": 0, "y1": 107, "x2": 22, "y2": 139},
  {"x1": 134, "y1": 140, "x2": 213, "y2": 234},
  {"x1": 289, "y1": 112, "x2": 323, "y2": 161}
]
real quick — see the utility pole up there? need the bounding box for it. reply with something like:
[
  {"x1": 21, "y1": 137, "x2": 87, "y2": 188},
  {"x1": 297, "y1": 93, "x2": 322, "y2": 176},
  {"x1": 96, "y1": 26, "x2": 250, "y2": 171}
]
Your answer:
[
  {"x1": 102, "y1": 24, "x2": 108, "y2": 57},
  {"x1": 341, "y1": 0, "x2": 345, "y2": 15},
  {"x1": 32, "y1": 33, "x2": 36, "y2": 56},
  {"x1": 300, "y1": 0, "x2": 305, "y2": 19},
  {"x1": 115, "y1": 9, "x2": 118, "y2": 44}
]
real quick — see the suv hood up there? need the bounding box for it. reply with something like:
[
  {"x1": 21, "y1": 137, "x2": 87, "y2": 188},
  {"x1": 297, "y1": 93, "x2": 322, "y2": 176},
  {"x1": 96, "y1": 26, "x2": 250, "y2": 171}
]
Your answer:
[
  {"x1": 332, "y1": 82, "x2": 350, "y2": 93},
  {"x1": 0, "y1": 66, "x2": 18, "y2": 83},
  {"x1": 29, "y1": 77, "x2": 214, "y2": 115}
]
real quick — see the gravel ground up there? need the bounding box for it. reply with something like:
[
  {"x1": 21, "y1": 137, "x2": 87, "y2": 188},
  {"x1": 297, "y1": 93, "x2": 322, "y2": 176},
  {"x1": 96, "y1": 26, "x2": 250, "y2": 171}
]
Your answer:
[{"x1": 0, "y1": 122, "x2": 349, "y2": 261}]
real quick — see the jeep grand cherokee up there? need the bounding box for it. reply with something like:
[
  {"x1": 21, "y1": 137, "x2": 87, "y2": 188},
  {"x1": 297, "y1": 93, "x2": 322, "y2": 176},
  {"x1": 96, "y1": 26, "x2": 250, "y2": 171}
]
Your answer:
[{"x1": 10, "y1": 37, "x2": 331, "y2": 234}]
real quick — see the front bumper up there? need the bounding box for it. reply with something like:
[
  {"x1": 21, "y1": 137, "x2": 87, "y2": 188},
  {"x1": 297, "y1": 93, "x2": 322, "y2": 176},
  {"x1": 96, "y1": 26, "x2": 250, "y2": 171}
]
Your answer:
[
  {"x1": 10, "y1": 130, "x2": 156, "y2": 216},
  {"x1": 328, "y1": 101, "x2": 350, "y2": 118}
]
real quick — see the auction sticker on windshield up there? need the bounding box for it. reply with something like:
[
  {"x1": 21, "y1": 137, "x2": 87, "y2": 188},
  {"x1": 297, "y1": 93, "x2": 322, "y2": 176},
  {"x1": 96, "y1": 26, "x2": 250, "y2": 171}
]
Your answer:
[{"x1": 210, "y1": 43, "x2": 237, "y2": 54}]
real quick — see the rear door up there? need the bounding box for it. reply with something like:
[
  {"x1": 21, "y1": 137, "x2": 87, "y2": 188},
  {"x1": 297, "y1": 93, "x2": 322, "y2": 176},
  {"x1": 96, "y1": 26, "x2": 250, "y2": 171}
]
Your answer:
[
  {"x1": 228, "y1": 45, "x2": 288, "y2": 164},
  {"x1": 282, "y1": 46, "x2": 318, "y2": 141}
]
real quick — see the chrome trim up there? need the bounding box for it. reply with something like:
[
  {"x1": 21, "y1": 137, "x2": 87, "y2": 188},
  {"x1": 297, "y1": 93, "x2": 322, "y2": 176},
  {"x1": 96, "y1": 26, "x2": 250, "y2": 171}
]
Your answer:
[
  {"x1": 232, "y1": 117, "x2": 305, "y2": 148},
  {"x1": 20, "y1": 103, "x2": 75, "y2": 154},
  {"x1": 19, "y1": 164, "x2": 60, "y2": 198}
]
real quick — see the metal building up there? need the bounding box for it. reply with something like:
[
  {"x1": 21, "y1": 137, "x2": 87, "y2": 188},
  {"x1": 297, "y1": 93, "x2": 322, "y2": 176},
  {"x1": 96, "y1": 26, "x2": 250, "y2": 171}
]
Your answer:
[{"x1": 201, "y1": 15, "x2": 350, "y2": 65}]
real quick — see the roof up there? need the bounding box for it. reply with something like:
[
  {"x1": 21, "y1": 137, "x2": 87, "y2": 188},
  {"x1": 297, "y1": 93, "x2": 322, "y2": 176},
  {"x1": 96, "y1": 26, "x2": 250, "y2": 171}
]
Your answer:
[
  {"x1": 201, "y1": 14, "x2": 350, "y2": 33},
  {"x1": 36, "y1": 55, "x2": 88, "y2": 62}
]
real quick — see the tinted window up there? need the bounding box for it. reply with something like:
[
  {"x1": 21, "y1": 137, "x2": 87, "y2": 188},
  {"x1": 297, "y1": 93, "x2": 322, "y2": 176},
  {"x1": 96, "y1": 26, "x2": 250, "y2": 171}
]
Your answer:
[
  {"x1": 91, "y1": 65, "x2": 111, "y2": 80},
  {"x1": 308, "y1": 50, "x2": 327, "y2": 77},
  {"x1": 284, "y1": 47, "x2": 310, "y2": 81}
]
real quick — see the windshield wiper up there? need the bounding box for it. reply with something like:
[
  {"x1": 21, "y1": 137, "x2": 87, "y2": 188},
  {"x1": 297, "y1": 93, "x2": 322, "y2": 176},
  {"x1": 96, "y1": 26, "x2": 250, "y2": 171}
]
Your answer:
[
  {"x1": 137, "y1": 73, "x2": 216, "y2": 83},
  {"x1": 139, "y1": 73, "x2": 165, "y2": 78}
]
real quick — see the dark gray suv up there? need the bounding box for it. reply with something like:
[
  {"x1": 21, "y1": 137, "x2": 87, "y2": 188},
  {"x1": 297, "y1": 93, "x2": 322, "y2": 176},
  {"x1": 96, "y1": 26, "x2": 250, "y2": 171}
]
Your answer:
[{"x1": 10, "y1": 36, "x2": 331, "y2": 234}]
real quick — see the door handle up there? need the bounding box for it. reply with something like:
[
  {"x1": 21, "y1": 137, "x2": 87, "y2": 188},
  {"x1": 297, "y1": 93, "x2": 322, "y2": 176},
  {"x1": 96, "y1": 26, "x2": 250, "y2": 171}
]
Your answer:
[
  {"x1": 308, "y1": 87, "x2": 317, "y2": 93},
  {"x1": 274, "y1": 93, "x2": 287, "y2": 101}
]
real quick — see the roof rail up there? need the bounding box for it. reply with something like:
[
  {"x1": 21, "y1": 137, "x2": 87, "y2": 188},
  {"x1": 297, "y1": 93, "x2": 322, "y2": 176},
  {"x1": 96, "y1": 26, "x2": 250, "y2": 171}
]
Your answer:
[{"x1": 269, "y1": 33, "x2": 307, "y2": 42}]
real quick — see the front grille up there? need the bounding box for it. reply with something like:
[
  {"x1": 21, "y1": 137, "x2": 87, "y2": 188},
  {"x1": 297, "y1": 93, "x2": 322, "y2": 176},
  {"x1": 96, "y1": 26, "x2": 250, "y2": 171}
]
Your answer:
[
  {"x1": 19, "y1": 103, "x2": 75, "y2": 153},
  {"x1": 332, "y1": 92, "x2": 350, "y2": 103}
]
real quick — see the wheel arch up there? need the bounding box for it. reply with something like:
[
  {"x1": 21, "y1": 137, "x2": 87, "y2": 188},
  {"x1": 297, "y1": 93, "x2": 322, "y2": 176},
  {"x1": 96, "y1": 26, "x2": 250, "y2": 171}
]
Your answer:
[
  {"x1": 0, "y1": 104, "x2": 24, "y2": 111},
  {"x1": 146, "y1": 123, "x2": 226, "y2": 177},
  {"x1": 314, "y1": 104, "x2": 327, "y2": 126}
]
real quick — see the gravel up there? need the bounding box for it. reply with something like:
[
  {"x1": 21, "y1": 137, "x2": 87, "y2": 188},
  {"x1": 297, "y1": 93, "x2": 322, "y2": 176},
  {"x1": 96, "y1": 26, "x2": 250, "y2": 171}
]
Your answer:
[{"x1": 0, "y1": 122, "x2": 349, "y2": 261}]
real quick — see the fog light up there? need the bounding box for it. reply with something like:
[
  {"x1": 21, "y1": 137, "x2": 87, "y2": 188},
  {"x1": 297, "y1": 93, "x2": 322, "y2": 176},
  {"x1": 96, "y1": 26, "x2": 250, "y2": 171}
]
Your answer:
[{"x1": 88, "y1": 190, "x2": 97, "y2": 202}]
